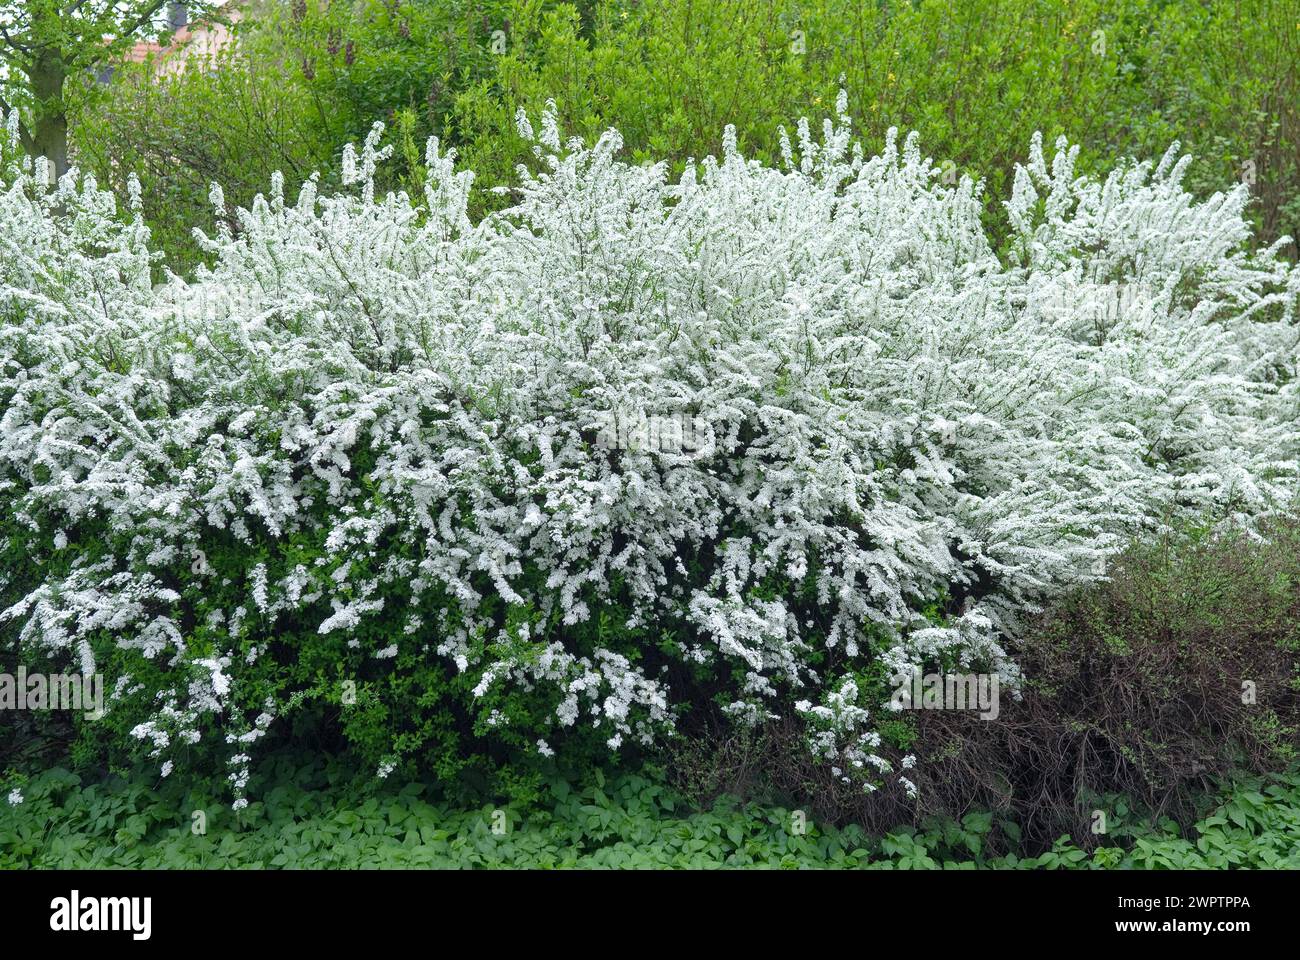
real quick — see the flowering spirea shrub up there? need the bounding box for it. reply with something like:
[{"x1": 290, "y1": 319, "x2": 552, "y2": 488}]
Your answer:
[{"x1": 2, "y1": 100, "x2": 1298, "y2": 804}]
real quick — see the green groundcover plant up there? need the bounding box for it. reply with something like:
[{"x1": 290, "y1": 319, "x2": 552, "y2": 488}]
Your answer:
[
  {"x1": 3, "y1": 758, "x2": 1299, "y2": 868},
  {"x1": 2, "y1": 98, "x2": 1298, "y2": 810}
]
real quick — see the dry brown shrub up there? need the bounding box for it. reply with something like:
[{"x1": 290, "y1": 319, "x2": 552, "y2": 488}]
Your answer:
[{"x1": 667, "y1": 520, "x2": 1300, "y2": 851}]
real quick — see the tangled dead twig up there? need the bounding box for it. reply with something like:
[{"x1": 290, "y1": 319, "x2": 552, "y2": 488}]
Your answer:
[{"x1": 668, "y1": 520, "x2": 1300, "y2": 853}]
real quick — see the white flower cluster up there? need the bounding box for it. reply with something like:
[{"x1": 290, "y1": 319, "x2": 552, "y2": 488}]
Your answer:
[
  {"x1": 797, "y1": 677, "x2": 894, "y2": 792},
  {"x1": 1, "y1": 98, "x2": 1297, "y2": 798}
]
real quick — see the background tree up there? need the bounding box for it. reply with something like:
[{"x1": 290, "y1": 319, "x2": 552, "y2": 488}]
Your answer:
[{"x1": 0, "y1": 0, "x2": 216, "y2": 177}]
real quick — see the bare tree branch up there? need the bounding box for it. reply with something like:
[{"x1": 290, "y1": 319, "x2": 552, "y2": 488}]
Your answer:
[
  {"x1": 0, "y1": 20, "x2": 33, "y2": 55},
  {"x1": 116, "y1": 0, "x2": 173, "y2": 43}
]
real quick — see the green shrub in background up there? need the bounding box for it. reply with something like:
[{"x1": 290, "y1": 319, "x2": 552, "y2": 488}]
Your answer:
[
  {"x1": 1121, "y1": 0, "x2": 1300, "y2": 252},
  {"x1": 74, "y1": 0, "x2": 514, "y2": 270},
  {"x1": 451, "y1": 0, "x2": 1299, "y2": 251},
  {"x1": 73, "y1": 0, "x2": 1299, "y2": 272},
  {"x1": 73, "y1": 33, "x2": 331, "y2": 272}
]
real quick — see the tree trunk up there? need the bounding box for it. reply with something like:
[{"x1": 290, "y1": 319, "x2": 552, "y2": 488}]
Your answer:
[{"x1": 30, "y1": 54, "x2": 69, "y2": 181}]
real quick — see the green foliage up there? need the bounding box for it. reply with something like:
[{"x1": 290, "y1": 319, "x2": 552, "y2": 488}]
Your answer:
[
  {"x1": 4, "y1": 757, "x2": 1298, "y2": 869},
  {"x1": 452, "y1": 0, "x2": 1300, "y2": 252},
  {"x1": 76, "y1": 0, "x2": 1300, "y2": 271},
  {"x1": 460, "y1": 0, "x2": 1300, "y2": 251},
  {"x1": 73, "y1": 33, "x2": 337, "y2": 272},
  {"x1": 74, "y1": 0, "x2": 513, "y2": 270},
  {"x1": 0, "y1": 0, "x2": 224, "y2": 178},
  {"x1": 1020, "y1": 775, "x2": 1300, "y2": 870}
]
